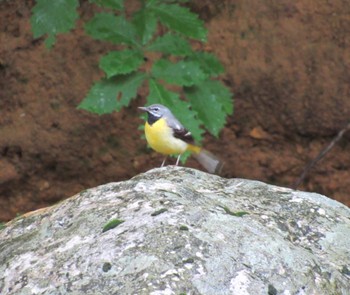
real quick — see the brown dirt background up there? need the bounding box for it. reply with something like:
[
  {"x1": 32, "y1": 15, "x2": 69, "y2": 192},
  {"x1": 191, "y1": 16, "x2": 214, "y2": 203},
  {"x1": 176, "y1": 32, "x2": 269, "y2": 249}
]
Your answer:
[{"x1": 1, "y1": 0, "x2": 349, "y2": 221}]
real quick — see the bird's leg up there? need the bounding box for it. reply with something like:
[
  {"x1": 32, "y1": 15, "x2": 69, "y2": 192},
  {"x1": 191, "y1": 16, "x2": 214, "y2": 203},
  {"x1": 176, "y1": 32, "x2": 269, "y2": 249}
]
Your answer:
[
  {"x1": 175, "y1": 154, "x2": 181, "y2": 166},
  {"x1": 161, "y1": 156, "x2": 167, "y2": 167}
]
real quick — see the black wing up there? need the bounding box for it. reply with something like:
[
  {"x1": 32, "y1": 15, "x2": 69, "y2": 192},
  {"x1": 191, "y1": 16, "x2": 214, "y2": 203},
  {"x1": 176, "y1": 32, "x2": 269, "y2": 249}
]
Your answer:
[
  {"x1": 173, "y1": 127, "x2": 194, "y2": 144},
  {"x1": 165, "y1": 113, "x2": 194, "y2": 144}
]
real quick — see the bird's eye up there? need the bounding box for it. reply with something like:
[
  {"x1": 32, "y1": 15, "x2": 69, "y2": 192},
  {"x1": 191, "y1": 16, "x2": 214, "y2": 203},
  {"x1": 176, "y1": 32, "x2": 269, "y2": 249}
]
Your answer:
[{"x1": 153, "y1": 107, "x2": 159, "y2": 112}]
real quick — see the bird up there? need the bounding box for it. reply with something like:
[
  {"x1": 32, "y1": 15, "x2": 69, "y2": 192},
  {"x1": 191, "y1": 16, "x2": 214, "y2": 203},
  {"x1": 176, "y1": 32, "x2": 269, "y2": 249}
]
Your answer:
[{"x1": 138, "y1": 104, "x2": 223, "y2": 174}]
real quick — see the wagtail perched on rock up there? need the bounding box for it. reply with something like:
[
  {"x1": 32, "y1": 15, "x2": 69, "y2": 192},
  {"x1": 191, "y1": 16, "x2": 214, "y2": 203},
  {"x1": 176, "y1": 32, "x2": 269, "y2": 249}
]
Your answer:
[{"x1": 139, "y1": 104, "x2": 223, "y2": 174}]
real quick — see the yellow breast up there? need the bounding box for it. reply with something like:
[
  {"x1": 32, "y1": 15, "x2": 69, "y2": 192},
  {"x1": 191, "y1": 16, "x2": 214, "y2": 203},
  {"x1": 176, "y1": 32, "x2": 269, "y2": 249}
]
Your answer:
[{"x1": 144, "y1": 118, "x2": 188, "y2": 155}]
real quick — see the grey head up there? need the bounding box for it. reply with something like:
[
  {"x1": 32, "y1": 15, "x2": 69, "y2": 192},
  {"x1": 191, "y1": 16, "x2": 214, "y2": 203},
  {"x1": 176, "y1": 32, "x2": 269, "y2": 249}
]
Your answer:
[{"x1": 138, "y1": 104, "x2": 184, "y2": 130}]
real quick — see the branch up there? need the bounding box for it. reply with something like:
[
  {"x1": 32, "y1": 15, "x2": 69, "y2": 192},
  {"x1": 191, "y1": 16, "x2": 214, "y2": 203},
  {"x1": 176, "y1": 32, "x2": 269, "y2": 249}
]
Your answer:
[{"x1": 293, "y1": 121, "x2": 350, "y2": 190}]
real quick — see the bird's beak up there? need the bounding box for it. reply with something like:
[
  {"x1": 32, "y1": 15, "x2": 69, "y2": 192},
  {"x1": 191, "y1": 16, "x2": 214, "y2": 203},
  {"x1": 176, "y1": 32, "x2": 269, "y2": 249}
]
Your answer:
[{"x1": 138, "y1": 106, "x2": 148, "y2": 112}]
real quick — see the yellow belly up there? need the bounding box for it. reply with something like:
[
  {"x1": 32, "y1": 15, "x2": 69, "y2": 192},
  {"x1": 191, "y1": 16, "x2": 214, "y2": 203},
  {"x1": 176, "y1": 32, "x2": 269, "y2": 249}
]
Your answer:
[{"x1": 144, "y1": 119, "x2": 188, "y2": 155}]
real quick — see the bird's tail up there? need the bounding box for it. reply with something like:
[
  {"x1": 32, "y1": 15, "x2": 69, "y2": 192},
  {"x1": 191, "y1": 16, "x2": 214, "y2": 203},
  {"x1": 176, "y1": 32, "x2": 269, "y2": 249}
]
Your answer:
[{"x1": 187, "y1": 144, "x2": 224, "y2": 174}]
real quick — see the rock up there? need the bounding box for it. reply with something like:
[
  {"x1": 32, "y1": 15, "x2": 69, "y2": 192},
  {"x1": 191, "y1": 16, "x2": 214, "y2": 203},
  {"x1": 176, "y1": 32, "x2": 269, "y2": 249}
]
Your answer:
[{"x1": 0, "y1": 167, "x2": 349, "y2": 294}]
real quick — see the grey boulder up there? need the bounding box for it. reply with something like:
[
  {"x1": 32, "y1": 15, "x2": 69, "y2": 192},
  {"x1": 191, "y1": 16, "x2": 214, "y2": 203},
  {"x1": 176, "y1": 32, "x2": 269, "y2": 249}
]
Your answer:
[{"x1": 0, "y1": 167, "x2": 349, "y2": 294}]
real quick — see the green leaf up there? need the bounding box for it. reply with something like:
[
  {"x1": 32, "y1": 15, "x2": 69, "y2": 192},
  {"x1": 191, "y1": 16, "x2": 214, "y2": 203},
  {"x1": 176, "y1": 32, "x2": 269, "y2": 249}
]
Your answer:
[
  {"x1": 89, "y1": 0, "x2": 124, "y2": 10},
  {"x1": 147, "y1": 33, "x2": 193, "y2": 56},
  {"x1": 185, "y1": 80, "x2": 233, "y2": 136},
  {"x1": 102, "y1": 219, "x2": 124, "y2": 233},
  {"x1": 30, "y1": 0, "x2": 79, "y2": 48},
  {"x1": 78, "y1": 72, "x2": 146, "y2": 114},
  {"x1": 99, "y1": 50, "x2": 144, "y2": 78},
  {"x1": 188, "y1": 52, "x2": 224, "y2": 77},
  {"x1": 151, "y1": 208, "x2": 168, "y2": 216},
  {"x1": 161, "y1": 0, "x2": 189, "y2": 2},
  {"x1": 147, "y1": 79, "x2": 203, "y2": 141},
  {"x1": 151, "y1": 3, "x2": 207, "y2": 41},
  {"x1": 115, "y1": 73, "x2": 146, "y2": 109},
  {"x1": 0, "y1": 222, "x2": 6, "y2": 231},
  {"x1": 44, "y1": 34, "x2": 56, "y2": 48},
  {"x1": 132, "y1": 8, "x2": 157, "y2": 45},
  {"x1": 152, "y1": 59, "x2": 207, "y2": 87},
  {"x1": 207, "y1": 80, "x2": 234, "y2": 115},
  {"x1": 78, "y1": 79, "x2": 119, "y2": 114},
  {"x1": 85, "y1": 13, "x2": 137, "y2": 45},
  {"x1": 220, "y1": 206, "x2": 249, "y2": 217}
]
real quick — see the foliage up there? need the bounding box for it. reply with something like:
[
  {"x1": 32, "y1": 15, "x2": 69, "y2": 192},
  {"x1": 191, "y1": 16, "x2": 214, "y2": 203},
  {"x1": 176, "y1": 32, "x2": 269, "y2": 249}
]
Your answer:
[
  {"x1": 31, "y1": 0, "x2": 79, "y2": 48},
  {"x1": 102, "y1": 218, "x2": 124, "y2": 233},
  {"x1": 0, "y1": 222, "x2": 6, "y2": 231},
  {"x1": 30, "y1": 0, "x2": 234, "y2": 142},
  {"x1": 220, "y1": 206, "x2": 249, "y2": 217}
]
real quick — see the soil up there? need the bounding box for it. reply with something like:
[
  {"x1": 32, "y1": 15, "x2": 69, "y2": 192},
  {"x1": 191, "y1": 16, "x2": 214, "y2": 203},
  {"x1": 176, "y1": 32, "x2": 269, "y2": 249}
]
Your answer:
[{"x1": 1, "y1": 0, "x2": 349, "y2": 222}]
